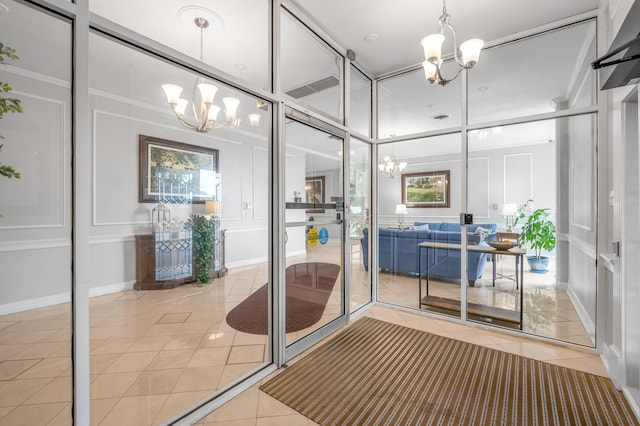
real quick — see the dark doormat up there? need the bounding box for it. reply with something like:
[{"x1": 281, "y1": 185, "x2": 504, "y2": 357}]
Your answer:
[{"x1": 226, "y1": 262, "x2": 340, "y2": 334}]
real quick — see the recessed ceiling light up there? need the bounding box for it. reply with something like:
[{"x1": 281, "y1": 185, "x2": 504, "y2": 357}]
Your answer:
[
  {"x1": 178, "y1": 6, "x2": 224, "y2": 34},
  {"x1": 431, "y1": 114, "x2": 450, "y2": 120},
  {"x1": 364, "y1": 33, "x2": 379, "y2": 43}
]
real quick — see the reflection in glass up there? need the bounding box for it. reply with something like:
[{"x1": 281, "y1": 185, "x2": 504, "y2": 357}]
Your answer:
[
  {"x1": 284, "y1": 121, "x2": 344, "y2": 346},
  {"x1": 280, "y1": 11, "x2": 343, "y2": 123},
  {"x1": 350, "y1": 138, "x2": 371, "y2": 312},
  {"x1": 0, "y1": 1, "x2": 73, "y2": 423},
  {"x1": 468, "y1": 19, "x2": 596, "y2": 124},
  {"x1": 375, "y1": 135, "x2": 462, "y2": 319},
  {"x1": 466, "y1": 115, "x2": 596, "y2": 346}
]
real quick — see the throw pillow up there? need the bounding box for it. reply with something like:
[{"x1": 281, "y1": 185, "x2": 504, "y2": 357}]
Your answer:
[
  {"x1": 475, "y1": 226, "x2": 490, "y2": 241},
  {"x1": 414, "y1": 224, "x2": 429, "y2": 230}
]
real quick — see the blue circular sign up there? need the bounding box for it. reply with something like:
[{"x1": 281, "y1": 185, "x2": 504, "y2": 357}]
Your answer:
[{"x1": 318, "y1": 228, "x2": 329, "y2": 245}]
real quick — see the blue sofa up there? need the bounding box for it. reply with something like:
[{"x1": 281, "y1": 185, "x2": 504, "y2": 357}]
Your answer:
[{"x1": 360, "y1": 222, "x2": 497, "y2": 286}]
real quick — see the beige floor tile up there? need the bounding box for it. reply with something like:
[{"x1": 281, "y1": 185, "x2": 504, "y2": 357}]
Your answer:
[
  {"x1": 126, "y1": 369, "x2": 183, "y2": 397},
  {"x1": 199, "y1": 332, "x2": 236, "y2": 348},
  {"x1": 0, "y1": 378, "x2": 52, "y2": 407},
  {"x1": 16, "y1": 357, "x2": 70, "y2": 380},
  {"x1": 22, "y1": 376, "x2": 72, "y2": 404},
  {"x1": 0, "y1": 402, "x2": 67, "y2": 426},
  {"x1": 91, "y1": 338, "x2": 137, "y2": 355},
  {"x1": 90, "y1": 354, "x2": 120, "y2": 375},
  {"x1": 0, "y1": 407, "x2": 14, "y2": 421},
  {"x1": 227, "y1": 346, "x2": 265, "y2": 365},
  {"x1": 256, "y1": 391, "x2": 298, "y2": 418},
  {"x1": 164, "y1": 334, "x2": 204, "y2": 350},
  {"x1": 90, "y1": 372, "x2": 141, "y2": 399},
  {"x1": 100, "y1": 394, "x2": 169, "y2": 426},
  {"x1": 219, "y1": 364, "x2": 264, "y2": 390},
  {"x1": 153, "y1": 390, "x2": 211, "y2": 425},
  {"x1": 145, "y1": 324, "x2": 182, "y2": 337},
  {"x1": 45, "y1": 402, "x2": 72, "y2": 426},
  {"x1": 105, "y1": 351, "x2": 158, "y2": 373},
  {"x1": 188, "y1": 348, "x2": 231, "y2": 368},
  {"x1": 0, "y1": 359, "x2": 41, "y2": 381},
  {"x1": 0, "y1": 344, "x2": 29, "y2": 362},
  {"x1": 203, "y1": 419, "x2": 256, "y2": 425},
  {"x1": 147, "y1": 350, "x2": 195, "y2": 371},
  {"x1": 90, "y1": 397, "x2": 119, "y2": 425},
  {"x1": 203, "y1": 387, "x2": 260, "y2": 423},
  {"x1": 127, "y1": 335, "x2": 172, "y2": 352},
  {"x1": 175, "y1": 322, "x2": 212, "y2": 336},
  {"x1": 173, "y1": 366, "x2": 225, "y2": 393},
  {"x1": 8, "y1": 342, "x2": 67, "y2": 360},
  {"x1": 157, "y1": 313, "x2": 191, "y2": 324},
  {"x1": 233, "y1": 333, "x2": 267, "y2": 347}
]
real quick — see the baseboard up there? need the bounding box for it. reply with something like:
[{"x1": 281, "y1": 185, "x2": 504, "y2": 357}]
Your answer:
[
  {"x1": 0, "y1": 281, "x2": 136, "y2": 315},
  {"x1": 88, "y1": 281, "x2": 135, "y2": 297},
  {"x1": 621, "y1": 387, "x2": 640, "y2": 420},
  {"x1": 226, "y1": 250, "x2": 306, "y2": 269},
  {"x1": 0, "y1": 293, "x2": 71, "y2": 316},
  {"x1": 566, "y1": 285, "x2": 595, "y2": 339}
]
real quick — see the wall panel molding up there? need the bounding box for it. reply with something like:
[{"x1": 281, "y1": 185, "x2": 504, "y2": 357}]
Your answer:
[{"x1": 0, "y1": 238, "x2": 70, "y2": 252}]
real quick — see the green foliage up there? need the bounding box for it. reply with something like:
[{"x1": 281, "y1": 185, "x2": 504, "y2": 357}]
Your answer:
[
  {"x1": 186, "y1": 215, "x2": 216, "y2": 283},
  {"x1": 0, "y1": 42, "x2": 22, "y2": 181},
  {"x1": 514, "y1": 199, "x2": 556, "y2": 259}
]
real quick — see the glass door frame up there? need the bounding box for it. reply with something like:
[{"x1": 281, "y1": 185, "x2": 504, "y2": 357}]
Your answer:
[{"x1": 281, "y1": 106, "x2": 351, "y2": 362}]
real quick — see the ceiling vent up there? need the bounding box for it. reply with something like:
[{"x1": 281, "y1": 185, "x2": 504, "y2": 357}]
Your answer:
[{"x1": 285, "y1": 75, "x2": 339, "y2": 99}]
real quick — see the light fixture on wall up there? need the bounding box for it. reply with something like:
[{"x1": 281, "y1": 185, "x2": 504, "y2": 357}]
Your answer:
[
  {"x1": 395, "y1": 204, "x2": 408, "y2": 228},
  {"x1": 501, "y1": 203, "x2": 518, "y2": 232},
  {"x1": 420, "y1": 0, "x2": 484, "y2": 86},
  {"x1": 161, "y1": 15, "x2": 240, "y2": 133},
  {"x1": 378, "y1": 154, "x2": 407, "y2": 178}
]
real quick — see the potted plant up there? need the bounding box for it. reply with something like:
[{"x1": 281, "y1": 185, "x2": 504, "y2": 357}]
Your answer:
[
  {"x1": 514, "y1": 199, "x2": 556, "y2": 273},
  {"x1": 186, "y1": 214, "x2": 216, "y2": 283},
  {"x1": 1, "y1": 42, "x2": 22, "y2": 181}
]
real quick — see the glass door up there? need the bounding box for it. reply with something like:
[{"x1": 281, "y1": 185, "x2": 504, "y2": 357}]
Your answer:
[{"x1": 284, "y1": 117, "x2": 346, "y2": 352}]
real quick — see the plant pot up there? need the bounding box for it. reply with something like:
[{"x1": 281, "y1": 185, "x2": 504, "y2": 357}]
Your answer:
[{"x1": 527, "y1": 256, "x2": 549, "y2": 273}]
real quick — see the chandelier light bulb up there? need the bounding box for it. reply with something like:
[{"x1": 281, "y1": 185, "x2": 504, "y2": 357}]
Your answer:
[
  {"x1": 223, "y1": 97, "x2": 240, "y2": 121},
  {"x1": 420, "y1": 0, "x2": 484, "y2": 86},
  {"x1": 175, "y1": 99, "x2": 189, "y2": 117},
  {"x1": 207, "y1": 104, "x2": 221, "y2": 122},
  {"x1": 197, "y1": 83, "x2": 218, "y2": 105},
  {"x1": 162, "y1": 84, "x2": 183, "y2": 105},
  {"x1": 248, "y1": 113, "x2": 260, "y2": 127}
]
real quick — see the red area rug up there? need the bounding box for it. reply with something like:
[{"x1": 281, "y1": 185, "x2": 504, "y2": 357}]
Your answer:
[{"x1": 226, "y1": 262, "x2": 340, "y2": 335}]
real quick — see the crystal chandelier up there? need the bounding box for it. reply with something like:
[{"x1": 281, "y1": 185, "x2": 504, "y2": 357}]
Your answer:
[
  {"x1": 161, "y1": 17, "x2": 240, "y2": 132},
  {"x1": 420, "y1": 0, "x2": 484, "y2": 86},
  {"x1": 378, "y1": 154, "x2": 407, "y2": 178}
]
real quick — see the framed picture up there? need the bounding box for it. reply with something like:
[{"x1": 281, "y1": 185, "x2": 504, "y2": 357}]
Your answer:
[
  {"x1": 305, "y1": 176, "x2": 325, "y2": 213},
  {"x1": 401, "y1": 170, "x2": 450, "y2": 208},
  {"x1": 139, "y1": 135, "x2": 219, "y2": 204}
]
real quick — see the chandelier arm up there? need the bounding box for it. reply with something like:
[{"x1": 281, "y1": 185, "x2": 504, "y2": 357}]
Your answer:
[
  {"x1": 171, "y1": 111, "x2": 200, "y2": 131},
  {"x1": 207, "y1": 116, "x2": 235, "y2": 130},
  {"x1": 445, "y1": 22, "x2": 465, "y2": 67}
]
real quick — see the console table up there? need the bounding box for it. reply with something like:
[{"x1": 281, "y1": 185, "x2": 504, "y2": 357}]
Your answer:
[{"x1": 417, "y1": 242, "x2": 525, "y2": 328}]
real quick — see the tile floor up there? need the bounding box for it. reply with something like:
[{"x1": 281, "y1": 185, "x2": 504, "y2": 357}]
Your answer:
[{"x1": 0, "y1": 245, "x2": 597, "y2": 425}]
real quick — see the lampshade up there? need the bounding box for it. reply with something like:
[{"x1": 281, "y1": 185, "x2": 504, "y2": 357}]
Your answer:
[
  {"x1": 223, "y1": 97, "x2": 240, "y2": 121},
  {"x1": 459, "y1": 38, "x2": 485, "y2": 66},
  {"x1": 422, "y1": 60, "x2": 438, "y2": 81},
  {"x1": 421, "y1": 34, "x2": 445, "y2": 61},
  {"x1": 501, "y1": 203, "x2": 518, "y2": 216},
  {"x1": 395, "y1": 204, "x2": 409, "y2": 215},
  {"x1": 248, "y1": 113, "x2": 260, "y2": 127},
  {"x1": 205, "y1": 200, "x2": 222, "y2": 215},
  {"x1": 198, "y1": 83, "x2": 218, "y2": 104},
  {"x1": 161, "y1": 84, "x2": 183, "y2": 104}
]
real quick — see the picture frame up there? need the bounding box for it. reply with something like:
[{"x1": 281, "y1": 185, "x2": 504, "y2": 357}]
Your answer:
[
  {"x1": 401, "y1": 170, "x2": 450, "y2": 208},
  {"x1": 139, "y1": 135, "x2": 219, "y2": 204},
  {"x1": 305, "y1": 176, "x2": 325, "y2": 213}
]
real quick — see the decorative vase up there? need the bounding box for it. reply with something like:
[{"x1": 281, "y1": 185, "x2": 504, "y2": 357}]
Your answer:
[{"x1": 527, "y1": 256, "x2": 549, "y2": 273}]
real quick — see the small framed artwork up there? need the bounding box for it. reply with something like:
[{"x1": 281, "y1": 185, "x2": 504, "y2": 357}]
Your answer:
[
  {"x1": 139, "y1": 135, "x2": 219, "y2": 204},
  {"x1": 401, "y1": 170, "x2": 450, "y2": 208},
  {"x1": 305, "y1": 176, "x2": 325, "y2": 213}
]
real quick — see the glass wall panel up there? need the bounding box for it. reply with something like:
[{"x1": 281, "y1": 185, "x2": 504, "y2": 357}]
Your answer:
[
  {"x1": 377, "y1": 66, "x2": 461, "y2": 139},
  {"x1": 89, "y1": 33, "x2": 271, "y2": 423},
  {"x1": 89, "y1": 0, "x2": 270, "y2": 90},
  {"x1": 349, "y1": 138, "x2": 371, "y2": 312},
  {"x1": 466, "y1": 115, "x2": 596, "y2": 346},
  {"x1": 468, "y1": 19, "x2": 597, "y2": 124},
  {"x1": 284, "y1": 120, "x2": 345, "y2": 346},
  {"x1": 375, "y1": 134, "x2": 462, "y2": 319},
  {"x1": 0, "y1": 1, "x2": 73, "y2": 423},
  {"x1": 350, "y1": 66, "x2": 371, "y2": 136},
  {"x1": 280, "y1": 10, "x2": 343, "y2": 123}
]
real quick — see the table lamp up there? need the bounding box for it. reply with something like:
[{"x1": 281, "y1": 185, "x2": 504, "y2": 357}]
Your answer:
[
  {"x1": 501, "y1": 203, "x2": 518, "y2": 232},
  {"x1": 395, "y1": 204, "x2": 408, "y2": 228}
]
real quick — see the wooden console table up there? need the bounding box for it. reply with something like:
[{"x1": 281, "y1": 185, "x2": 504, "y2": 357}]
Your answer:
[{"x1": 417, "y1": 242, "x2": 525, "y2": 329}]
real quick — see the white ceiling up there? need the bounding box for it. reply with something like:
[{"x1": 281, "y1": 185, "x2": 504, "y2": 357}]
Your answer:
[{"x1": 292, "y1": 0, "x2": 599, "y2": 76}]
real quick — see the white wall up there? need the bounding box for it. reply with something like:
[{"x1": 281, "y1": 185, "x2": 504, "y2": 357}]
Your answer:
[{"x1": 378, "y1": 141, "x2": 556, "y2": 228}]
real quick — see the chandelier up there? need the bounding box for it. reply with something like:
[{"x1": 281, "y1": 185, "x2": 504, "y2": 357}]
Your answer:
[
  {"x1": 420, "y1": 0, "x2": 484, "y2": 86},
  {"x1": 378, "y1": 154, "x2": 407, "y2": 178},
  {"x1": 161, "y1": 16, "x2": 240, "y2": 132}
]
